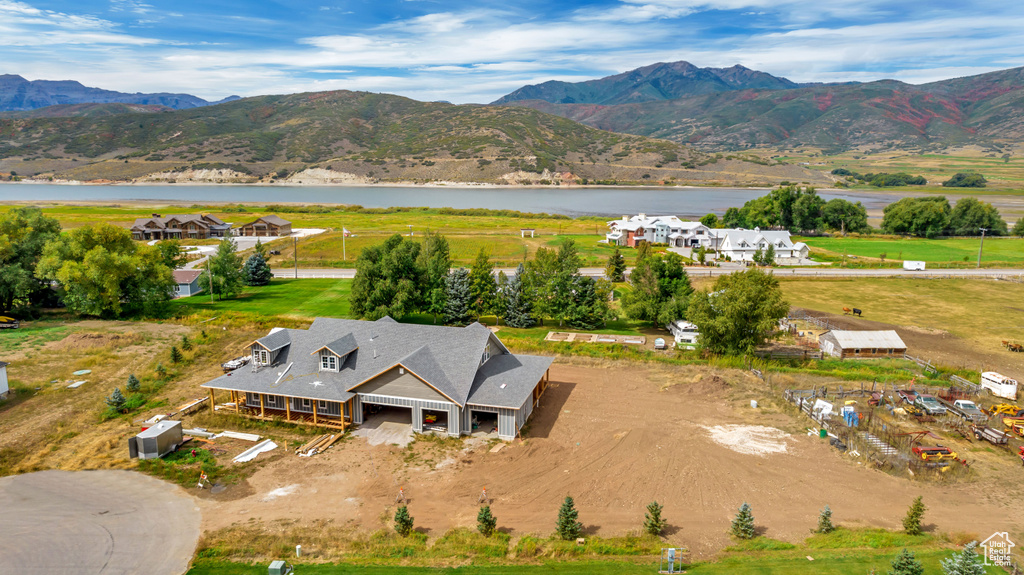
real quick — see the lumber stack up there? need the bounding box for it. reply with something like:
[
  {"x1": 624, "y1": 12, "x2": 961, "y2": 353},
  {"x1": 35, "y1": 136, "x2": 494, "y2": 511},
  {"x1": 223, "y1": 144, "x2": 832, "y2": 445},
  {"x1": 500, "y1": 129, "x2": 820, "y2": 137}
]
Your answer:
[{"x1": 296, "y1": 433, "x2": 341, "y2": 457}]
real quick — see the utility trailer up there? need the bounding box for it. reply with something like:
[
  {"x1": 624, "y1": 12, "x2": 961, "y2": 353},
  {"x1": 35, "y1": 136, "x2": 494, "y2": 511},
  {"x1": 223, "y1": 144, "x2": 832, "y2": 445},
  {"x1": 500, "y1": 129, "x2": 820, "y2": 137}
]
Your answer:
[
  {"x1": 972, "y1": 425, "x2": 1010, "y2": 446},
  {"x1": 128, "y1": 420, "x2": 183, "y2": 460},
  {"x1": 982, "y1": 372, "x2": 1019, "y2": 400}
]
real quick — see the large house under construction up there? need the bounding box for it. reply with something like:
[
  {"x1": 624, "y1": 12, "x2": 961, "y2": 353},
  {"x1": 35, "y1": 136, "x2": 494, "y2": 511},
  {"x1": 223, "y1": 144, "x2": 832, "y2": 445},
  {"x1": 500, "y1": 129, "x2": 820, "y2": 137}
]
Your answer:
[{"x1": 202, "y1": 317, "x2": 553, "y2": 441}]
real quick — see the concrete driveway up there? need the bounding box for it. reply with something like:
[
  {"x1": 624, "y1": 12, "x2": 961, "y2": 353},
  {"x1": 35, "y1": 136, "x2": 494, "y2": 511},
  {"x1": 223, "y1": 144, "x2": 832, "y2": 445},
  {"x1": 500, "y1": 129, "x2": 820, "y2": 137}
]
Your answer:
[{"x1": 0, "y1": 470, "x2": 200, "y2": 575}]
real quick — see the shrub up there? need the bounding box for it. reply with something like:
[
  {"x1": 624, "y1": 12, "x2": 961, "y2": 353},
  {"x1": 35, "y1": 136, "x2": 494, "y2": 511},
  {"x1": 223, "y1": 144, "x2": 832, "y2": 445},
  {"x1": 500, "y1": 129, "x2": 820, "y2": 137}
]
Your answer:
[
  {"x1": 817, "y1": 505, "x2": 835, "y2": 534},
  {"x1": 643, "y1": 501, "x2": 666, "y2": 536},
  {"x1": 889, "y1": 548, "x2": 924, "y2": 575},
  {"x1": 902, "y1": 496, "x2": 925, "y2": 536},
  {"x1": 731, "y1": 502, "x2": 755, "y2": 539},
  {"x1": 180, "y1": 335, "x2": 192, "y2": 351}
]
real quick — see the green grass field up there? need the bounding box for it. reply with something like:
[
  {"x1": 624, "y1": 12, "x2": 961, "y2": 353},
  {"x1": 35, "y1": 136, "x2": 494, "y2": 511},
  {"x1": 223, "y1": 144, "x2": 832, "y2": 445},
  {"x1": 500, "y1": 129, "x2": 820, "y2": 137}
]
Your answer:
[
  {"x1": 169, "y1": 279, "x2": 352, "y2": 319},
  {"x1": 799, "y1": 236, "x2": 1024, "y2": 267}
]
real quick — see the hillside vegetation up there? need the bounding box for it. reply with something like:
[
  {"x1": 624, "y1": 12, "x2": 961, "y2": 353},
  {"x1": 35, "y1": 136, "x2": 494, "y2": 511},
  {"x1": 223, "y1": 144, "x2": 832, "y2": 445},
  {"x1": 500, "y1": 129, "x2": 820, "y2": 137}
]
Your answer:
[
  {"x1": 0, "y1": 90, "x2": 825, "y2": 185},
  {"x1": 502, "y1": 66, "x2": 1024, "y2": 153}
]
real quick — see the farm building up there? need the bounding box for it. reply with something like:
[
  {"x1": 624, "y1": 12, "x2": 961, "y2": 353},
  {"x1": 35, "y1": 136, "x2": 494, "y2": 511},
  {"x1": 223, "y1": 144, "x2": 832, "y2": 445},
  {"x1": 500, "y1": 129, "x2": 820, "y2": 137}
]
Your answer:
[
  {"x1": 172, "y1": 270, "x2": 204, "y2": 298},
  {"x1": 201, "y1": 317, "x2": 553, "y2": 441},
  {"x1": 235, "y1": 215, "x2": 292, "y2": 237},
  {"x1": 0, "y1": 361, "x2": 8, "y2": 400},
  {"x1": 818, "y1": 330, "x2": 907, "y2": 359},
  {"x1": 130, "y1": 214, "x2": 231, "y2": 240}
]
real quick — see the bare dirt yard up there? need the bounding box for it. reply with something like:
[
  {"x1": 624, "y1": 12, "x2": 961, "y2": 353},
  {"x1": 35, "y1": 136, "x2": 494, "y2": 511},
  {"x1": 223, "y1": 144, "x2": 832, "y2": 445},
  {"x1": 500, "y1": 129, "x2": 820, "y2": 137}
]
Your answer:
[{"x1": 197, "y1": 362, "x2": 1024, "y2": 558}]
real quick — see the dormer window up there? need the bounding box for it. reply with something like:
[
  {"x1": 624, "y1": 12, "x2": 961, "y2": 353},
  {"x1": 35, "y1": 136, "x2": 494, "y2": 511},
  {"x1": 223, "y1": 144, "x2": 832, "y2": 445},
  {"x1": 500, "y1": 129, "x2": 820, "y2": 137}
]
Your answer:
[
  {"x1": 320, "y1": 353, "x2": 338, "y2": 372},
  {"x1": 254, "y1": 348, "x2": 270, "y2": 365},
  {"x1": 481, "y1": 347, "x2": 490, "y2": 365}
]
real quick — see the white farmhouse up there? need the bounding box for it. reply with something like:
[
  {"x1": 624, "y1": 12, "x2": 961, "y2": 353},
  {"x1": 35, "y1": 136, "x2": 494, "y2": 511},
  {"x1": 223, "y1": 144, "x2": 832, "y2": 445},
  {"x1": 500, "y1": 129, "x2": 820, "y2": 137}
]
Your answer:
[
  {"x1": 605, "y1": 214, "x2": 715, "y2": 248},
  {"x1": 714, "y1": 228, "x2": 809, "y2": 263}
]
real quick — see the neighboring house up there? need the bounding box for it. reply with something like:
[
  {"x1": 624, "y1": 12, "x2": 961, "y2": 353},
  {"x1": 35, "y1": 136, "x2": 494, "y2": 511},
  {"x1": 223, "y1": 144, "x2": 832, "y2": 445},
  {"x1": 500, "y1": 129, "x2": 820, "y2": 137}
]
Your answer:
[
  {"x1": 666, "y1": 320, "x2": 699, "y2": 348},
  {"x1": 818, "y1": 330, "x2": 907, "y2": 359},
  {"x1": 605, "y1": 214, "x2": 715, "y2": 248},
  {"x1": 0, "y1": 361, "x2": 8, "y2": 400},
  {"x1": 236, "y1": 215, "x2": 292, "y2": 237},
  {"x1": 201, "y1": 317, "x2": 554, "y2": 441},
  {"x1": 714, "y1": 228, "x2": 808, "y2": 262},
  {"x1": 130, "y1": 213, "x2": 231, "y2": 240},
  {"x1": 172, "y1": 270, "x2": 204, "y2": 298}
]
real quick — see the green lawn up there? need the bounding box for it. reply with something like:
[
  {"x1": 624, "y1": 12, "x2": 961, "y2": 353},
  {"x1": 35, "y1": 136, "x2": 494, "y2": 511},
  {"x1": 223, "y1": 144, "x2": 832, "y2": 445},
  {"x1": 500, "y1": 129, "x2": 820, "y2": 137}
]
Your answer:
[
  {"x1": 169, "y1": 279, "x2": 352, "y2": 319},
  {"x1": 799, "y1": 236, "x2": 1024, "y2": 266}
]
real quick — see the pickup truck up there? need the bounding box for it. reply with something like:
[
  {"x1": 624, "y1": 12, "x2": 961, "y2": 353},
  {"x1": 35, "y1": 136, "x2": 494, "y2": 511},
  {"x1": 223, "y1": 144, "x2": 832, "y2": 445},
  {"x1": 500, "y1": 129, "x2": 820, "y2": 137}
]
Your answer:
[
  {"x1": 914, "y1": 394, "x2": 947, "y2": 416},
  {"x1": 938, "y1": 398, "x2": 987, "y2": 423},
  {"x1": 897, "y1": 390, "x2": 920, "y2": 404}
]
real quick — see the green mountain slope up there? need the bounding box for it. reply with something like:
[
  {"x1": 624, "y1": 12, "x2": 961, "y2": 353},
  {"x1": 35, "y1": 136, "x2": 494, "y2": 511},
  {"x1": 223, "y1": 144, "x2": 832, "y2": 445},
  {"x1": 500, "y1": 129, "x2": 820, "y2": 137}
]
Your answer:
[
  {"x1": 0, "y1": 90, "x2": 826, "y2": 185},
  {"x1": 492, "y1": 61, "x2": 797, "y2": 106},
  {"x1": 500, "y1": 67, "x2": 1024, "y2": 152}
]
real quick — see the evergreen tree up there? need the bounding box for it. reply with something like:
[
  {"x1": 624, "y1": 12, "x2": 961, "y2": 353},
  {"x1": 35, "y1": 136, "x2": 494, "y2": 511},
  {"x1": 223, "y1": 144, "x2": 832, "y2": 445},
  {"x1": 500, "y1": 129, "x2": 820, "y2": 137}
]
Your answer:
[
  {"x1": 565, "y1": 276, "x2": 611, "y2": 330},
  {"x1": 556, "y1": 496, "x2": 583, "y2": 540},
  {"x1": 502, "y1": 264, "x2": 535, "y2": 328},
  {"x1": 416, "y1": 231, "x2": 451, "y2": 323},
  {"x1": 242, "y1": 252, "x2": 272, "y2": 286},
  {"x1": 155, "y1": 362, "x2": 167, "y2": 378},
  {"x1": 468, "y1": 248, "x2": 498, "y2": 318},
  {"x1": 350, "y1": 234, "x2": 424, "y2": 320},
  {"x1": 888, "y1": 548, "x2": 924, "y2": 575},
  {"x1": 902, "y1": 496, "x2": 925, "y2": 536},
  {"x1": 126, "y1": 374, "x2": 140, "y2": 393},
  {"x1": 605, "y1": 248, "x2": 626, "y2": 282},
  {"x1": 816, "y1": 505, "x2": 835, "y2": 534},
  {"x1": 940, "y1": 542, "x2": 985, "y2": 575},
  {"x1": 443, "y1": 268, "x2": 473, "y2": 326},
  {"x1": 763, "y1": 244, "x2": 776, "y2": 266},
  {"x1": 394, "y1": 505, "x2": 414, "y2": 537},
  {"x1": 477, "y1": 505, "x2": 497, "y2": 537},
  {"x1": 1014, "y1": 218, "x2": 1024, "y2": 237},
  {"x1": 106, "y1": 387, "x2": 127, "y2": 412},
  {"x1": 170, "y1": 345, "x2": 183, "y2": 364},
  {"x1": 730, "y1": 502, "x2": 755, "y2": 539},
  {"x1": 180, "y1": 334, "x2": 193, "y2": 351},
  {"x1": 635, "y1": 240, "x2": 652, "y2": 262},
  {"x1": 643, "y1": 501, "x2": 667, "y2": 536},
  {"x1": 253, "y1": 238, "x2": 268, "y2": 260}
]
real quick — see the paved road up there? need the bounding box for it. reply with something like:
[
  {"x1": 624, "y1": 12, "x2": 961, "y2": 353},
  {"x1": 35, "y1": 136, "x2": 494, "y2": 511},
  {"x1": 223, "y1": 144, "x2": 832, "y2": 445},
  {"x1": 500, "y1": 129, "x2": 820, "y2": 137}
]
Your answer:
[
  {"x1": 0, "y1": 470, "x2": 200, "y2": 575},
  {"x1": 273, "y1": 266, "x2": 1024, "y2": 279}
]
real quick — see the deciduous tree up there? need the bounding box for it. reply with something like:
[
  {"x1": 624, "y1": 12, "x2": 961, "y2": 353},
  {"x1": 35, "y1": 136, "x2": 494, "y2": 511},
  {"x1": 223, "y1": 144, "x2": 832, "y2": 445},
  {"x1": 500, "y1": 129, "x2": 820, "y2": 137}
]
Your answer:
[
  {"x1": 0, "y1": 206, "x2": 61, "y2": 313},
  {"x1": 687, "y1": 268, "x2": 789, "y2": 355},
  {"x1": 882, "y1": 197, "x2": 951, "y2": 238},
  {"x1": 350, "y1": 234, "x2": 424, "y2": 320},
  {"x1": 949, "y1": 197, "x2": 1007, "y2": 236},
  {"x1": 822, "y1": 199, "x2": 869, "y2": 234}
]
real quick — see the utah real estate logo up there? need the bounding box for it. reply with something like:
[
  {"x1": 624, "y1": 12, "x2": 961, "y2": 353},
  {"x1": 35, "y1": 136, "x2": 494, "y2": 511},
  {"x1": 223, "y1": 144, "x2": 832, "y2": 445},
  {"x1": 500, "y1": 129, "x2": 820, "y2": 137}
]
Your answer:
[{"x1": 981, "y1": 532, "x2": 1015, "y2": 567}]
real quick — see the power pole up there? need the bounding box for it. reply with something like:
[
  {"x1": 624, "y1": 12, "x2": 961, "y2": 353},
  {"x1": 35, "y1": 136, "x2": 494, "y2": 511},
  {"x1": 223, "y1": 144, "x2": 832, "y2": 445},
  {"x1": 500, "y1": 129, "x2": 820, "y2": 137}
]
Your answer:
[
  {"x1": 294, "y1": 236, "x2": 298, "y2": 279},
  {"x1": 977, "y1": 228, "x2": 988, "y2": 268},
  {"x1": 207, "y1": 257, "x2": 214, "y2": 302}
]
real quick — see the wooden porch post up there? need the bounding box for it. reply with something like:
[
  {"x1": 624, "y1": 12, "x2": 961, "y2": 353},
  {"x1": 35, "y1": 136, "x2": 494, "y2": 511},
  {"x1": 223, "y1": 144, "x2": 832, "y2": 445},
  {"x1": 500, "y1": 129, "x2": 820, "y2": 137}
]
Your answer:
[
  {"x1": 259, "y1": 394, "x2": 265, "y2": 417},
  {"x1": 285, "y1": 397, "x2": 291, "y2": 421},
  {"x1": 208, "y1": 388, "x2": 215, "y2": 412},
  {"x1": 234, "y1": 391, "x2": 239, "y2": 414},
  {"x1": 313, "y1": 402, "x2": 318, "y2": 425}
]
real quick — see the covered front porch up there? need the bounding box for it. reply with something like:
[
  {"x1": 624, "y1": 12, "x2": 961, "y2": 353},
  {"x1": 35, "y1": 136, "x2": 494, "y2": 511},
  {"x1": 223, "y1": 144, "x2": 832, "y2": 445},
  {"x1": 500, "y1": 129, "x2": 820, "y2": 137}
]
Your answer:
[{"x1": 207, "y1": 388, "x2": 353, "y2": 431}]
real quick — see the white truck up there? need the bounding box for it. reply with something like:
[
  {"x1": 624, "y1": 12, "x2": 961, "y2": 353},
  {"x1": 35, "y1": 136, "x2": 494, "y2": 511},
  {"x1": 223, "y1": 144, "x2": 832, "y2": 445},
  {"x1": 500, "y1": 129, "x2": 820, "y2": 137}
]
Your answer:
[
  {"x1": 903, "y1": 260, "x2": 926, "y2": 271},
  {"x1": 937, "y1": 398, "x2": 987, "y2": 423}
]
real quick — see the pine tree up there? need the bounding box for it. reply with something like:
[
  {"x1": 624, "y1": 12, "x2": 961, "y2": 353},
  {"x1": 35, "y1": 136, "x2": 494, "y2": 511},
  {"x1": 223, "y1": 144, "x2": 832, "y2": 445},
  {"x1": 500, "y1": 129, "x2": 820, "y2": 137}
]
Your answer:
[
  {"x1": 477, "y1": 505, "x2": 497, "y2": 537},
  {"x1": 816, "y1": 505, "x2": 835, "y2": 534},
  {"x1": 242, "y1": 252, "x2": 272, "y2": 286},
  {"x1": 468, "y1": 248, "x2": 498, "y2": 318},
  {"x1": 556, "y1": 496, "x2": 583, "y2": 540},
  {"x1": 253, "y1": 238, "x2": 268, "y2": 260},
  {"x1": 902, "y1": 496, "x2": 925, "y2": 536},
  {"x1": 443, "y1": 268, "x2": 472, "y2": 326},
  {"x1": 170, "y1": 345, "x2": 183, "y2": 364},
  {"x1": 643, "y1": 501, "x2": 667, "y2": 536},
  {"x1": 180, "y1": 334, "x2": 193, "y2": 351},
  {"x1": 394, "y1": 505, "x2": 414, "y2": 537},
  {"x1": 730, "y1": 502, "x2": 755, "y2": 539},
  {"x1": 888, "y1": 548, "x2": 924, "y2": 575},
  {"x1": 764, "y1": 244, "x2": 776, "y2": 266},
  {"x1": 417, "y1": 231, "x2": 451, "y2": 324},
  {"x1": 126, "y1": 374, "x2": 140, "y2": 393},
  {"x1": 940, "y1": 542, "x2": 985, "y2": 575},
  {"x1": 502, "y1": 264, "x2": 535, "y2": 328},
  {"x1": 605, "y1": 248, "x2": 626, "y2": 282},
  {"x1": 155, "y1": 362, "x2": 167, "y2": 378},
  {"x1": 106, "y1": 387, "x2": 127, "y2": 412}
]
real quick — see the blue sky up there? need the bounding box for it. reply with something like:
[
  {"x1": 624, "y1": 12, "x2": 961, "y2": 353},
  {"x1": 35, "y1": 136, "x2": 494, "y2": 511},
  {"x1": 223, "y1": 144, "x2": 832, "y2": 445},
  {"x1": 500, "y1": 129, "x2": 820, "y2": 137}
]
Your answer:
[{"x1": 3, "y1": 0, "x2": 1023, "y2": 103}]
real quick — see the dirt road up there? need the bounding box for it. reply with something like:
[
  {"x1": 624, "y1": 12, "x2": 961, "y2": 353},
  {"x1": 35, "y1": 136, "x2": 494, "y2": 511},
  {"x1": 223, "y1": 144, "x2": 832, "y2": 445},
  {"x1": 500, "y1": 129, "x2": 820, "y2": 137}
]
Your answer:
[{"x1": 199, "y1": 363, "x2": 1023, "y2": 557}]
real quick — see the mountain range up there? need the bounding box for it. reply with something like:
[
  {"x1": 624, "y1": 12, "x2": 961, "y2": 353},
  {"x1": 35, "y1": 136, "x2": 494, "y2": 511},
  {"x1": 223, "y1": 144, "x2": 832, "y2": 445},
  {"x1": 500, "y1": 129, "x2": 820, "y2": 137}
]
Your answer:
[
  {"x1": 494, "y1": 62, "x2": 1024, "y2": 152},
  {"x1": 0, "y1": 90, "x2": 822, "y2": 186},
  {"x1": 0, "y1": 75, "x2": 238, "y2": 112}
]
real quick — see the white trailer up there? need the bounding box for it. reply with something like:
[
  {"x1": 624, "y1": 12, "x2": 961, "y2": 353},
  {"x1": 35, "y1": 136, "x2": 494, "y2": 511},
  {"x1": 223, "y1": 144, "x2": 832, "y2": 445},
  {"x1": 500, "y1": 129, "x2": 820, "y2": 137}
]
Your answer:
[
  {"x1": 981, "y1": 372, "x2": 1019, "y2": 400},
  {"x1": 128, "y1": 420, "x2": 183, "y2": 460},
  {"x1": 903, "y1": 260, "x2": 926, "y2": 271}
]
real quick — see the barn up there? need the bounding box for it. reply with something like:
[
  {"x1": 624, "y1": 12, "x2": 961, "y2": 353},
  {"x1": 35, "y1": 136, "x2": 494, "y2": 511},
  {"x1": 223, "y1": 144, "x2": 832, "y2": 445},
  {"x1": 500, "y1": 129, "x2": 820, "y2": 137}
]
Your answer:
[{"x1": 818, "y1": 330, "x2": 907, "y2": 360}]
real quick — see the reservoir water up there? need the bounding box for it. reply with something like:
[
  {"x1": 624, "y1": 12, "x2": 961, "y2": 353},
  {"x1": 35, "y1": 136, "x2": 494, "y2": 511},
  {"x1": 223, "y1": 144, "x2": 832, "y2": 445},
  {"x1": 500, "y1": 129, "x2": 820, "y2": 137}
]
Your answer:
[{"x1": 0, "y1": 183, "x2": 897, "y2": 217}]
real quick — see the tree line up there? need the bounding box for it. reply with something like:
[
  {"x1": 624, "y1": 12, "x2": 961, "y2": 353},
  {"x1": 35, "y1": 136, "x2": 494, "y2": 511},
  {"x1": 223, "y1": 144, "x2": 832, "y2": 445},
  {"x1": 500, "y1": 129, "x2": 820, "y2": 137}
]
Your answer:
[
  {"x1": 881, "y1": 196, "x2": 1015, "y2": 238},
  {"x1": 0, "y1": 207, "x2": 272, "y2": 317}
]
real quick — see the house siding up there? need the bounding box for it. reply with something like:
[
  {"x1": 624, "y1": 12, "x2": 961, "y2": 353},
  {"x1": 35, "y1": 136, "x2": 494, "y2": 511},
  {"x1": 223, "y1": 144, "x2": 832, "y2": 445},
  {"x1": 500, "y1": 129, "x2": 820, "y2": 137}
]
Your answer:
[
  {"x1": 358, "y1": 393, "x2": 459, "y2": 436},
  {"x1": 356, "y1": 367, "x2": 450, "y2": 402}
]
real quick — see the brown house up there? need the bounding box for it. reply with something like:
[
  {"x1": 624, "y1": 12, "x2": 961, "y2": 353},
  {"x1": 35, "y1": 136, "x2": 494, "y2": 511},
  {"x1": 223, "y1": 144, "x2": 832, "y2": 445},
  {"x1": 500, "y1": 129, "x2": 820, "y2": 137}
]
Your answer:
[
  {"x1": 236, "y1": 215, "x2": 292, "y2": 237},
  {"x1": 819, "y1": 330, "x2": 907, "y2": 360},
  {"x1": 131, "y1": 214, "x2": 231, "y2": 240}
]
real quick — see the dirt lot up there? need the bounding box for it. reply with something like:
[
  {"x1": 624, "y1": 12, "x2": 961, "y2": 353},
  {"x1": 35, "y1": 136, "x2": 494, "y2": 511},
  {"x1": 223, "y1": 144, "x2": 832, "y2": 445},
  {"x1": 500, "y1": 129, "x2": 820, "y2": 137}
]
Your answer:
[{"x1": 197, "y1": 363, "x2": 1024, "y2": 558}]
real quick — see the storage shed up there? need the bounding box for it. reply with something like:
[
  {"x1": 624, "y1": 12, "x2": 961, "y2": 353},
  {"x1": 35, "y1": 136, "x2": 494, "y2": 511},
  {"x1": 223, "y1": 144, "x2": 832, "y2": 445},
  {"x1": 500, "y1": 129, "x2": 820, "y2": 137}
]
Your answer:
[
  {"x1": 818, "y1": 330, "x2": 907, "y2": 359},
  {"x1": 128, "y1": 420, "x2": 183, "y2": 460}
]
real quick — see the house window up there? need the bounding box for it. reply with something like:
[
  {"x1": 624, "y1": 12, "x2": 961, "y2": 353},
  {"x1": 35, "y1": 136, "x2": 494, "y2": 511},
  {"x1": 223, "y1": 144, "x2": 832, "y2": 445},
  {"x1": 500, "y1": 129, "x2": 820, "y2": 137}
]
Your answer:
[
  {"x1": 254, "y1": 348, "x2": 270, "y2": 365},
  {"x1": 266, "y1": 395, "x2": 279, "y2": 407},
  {"x1": 317, "y1": 400, "x2": 328, "y2": 411},
  {"x1": 481, "y1": 347, "x2": 490, "y2": 365},
  {"x1": 302, "y1": 398, "x2": 312, "y2": 408},
  {"x1": 854, "y1": 348, "x2": 861, "y2": 354},
  {"x1": 321, "y1": 353, "x2": 337, "y2": 371}
]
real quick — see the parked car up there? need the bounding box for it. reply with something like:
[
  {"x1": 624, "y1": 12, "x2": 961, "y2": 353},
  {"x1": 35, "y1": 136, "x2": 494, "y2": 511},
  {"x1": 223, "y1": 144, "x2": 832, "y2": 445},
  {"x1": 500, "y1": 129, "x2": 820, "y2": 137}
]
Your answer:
[
  {"x1": 914, "y1": 394, "x2": 947, "y2": 416},
  {"x1": 654, "y1": 338, "x2": 667, "y2": 350}
]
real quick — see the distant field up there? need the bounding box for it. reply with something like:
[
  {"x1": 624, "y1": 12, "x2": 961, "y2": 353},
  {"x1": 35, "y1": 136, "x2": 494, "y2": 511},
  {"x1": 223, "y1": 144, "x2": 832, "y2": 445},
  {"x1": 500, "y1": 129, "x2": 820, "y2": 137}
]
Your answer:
[{"x1": 800, "y1": 236, "x2": 1024, "y2": 267}]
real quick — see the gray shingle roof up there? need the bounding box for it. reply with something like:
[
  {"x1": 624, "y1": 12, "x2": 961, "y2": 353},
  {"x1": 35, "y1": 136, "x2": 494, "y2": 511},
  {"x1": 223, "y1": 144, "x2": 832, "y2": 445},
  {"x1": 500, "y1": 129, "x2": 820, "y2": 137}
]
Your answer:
[
  {"x1": 315, "y1": 333, "x2": 358, "y2": 358},
  {"x1": 468, "y1": 354, "x2": 553, "y2": 408},
  {"x1": 203, "y1": 318, "x2": 542, "y2": 407},
  {"x1": 243, "y1": 215, "x2": 291, "y2": 227}
]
